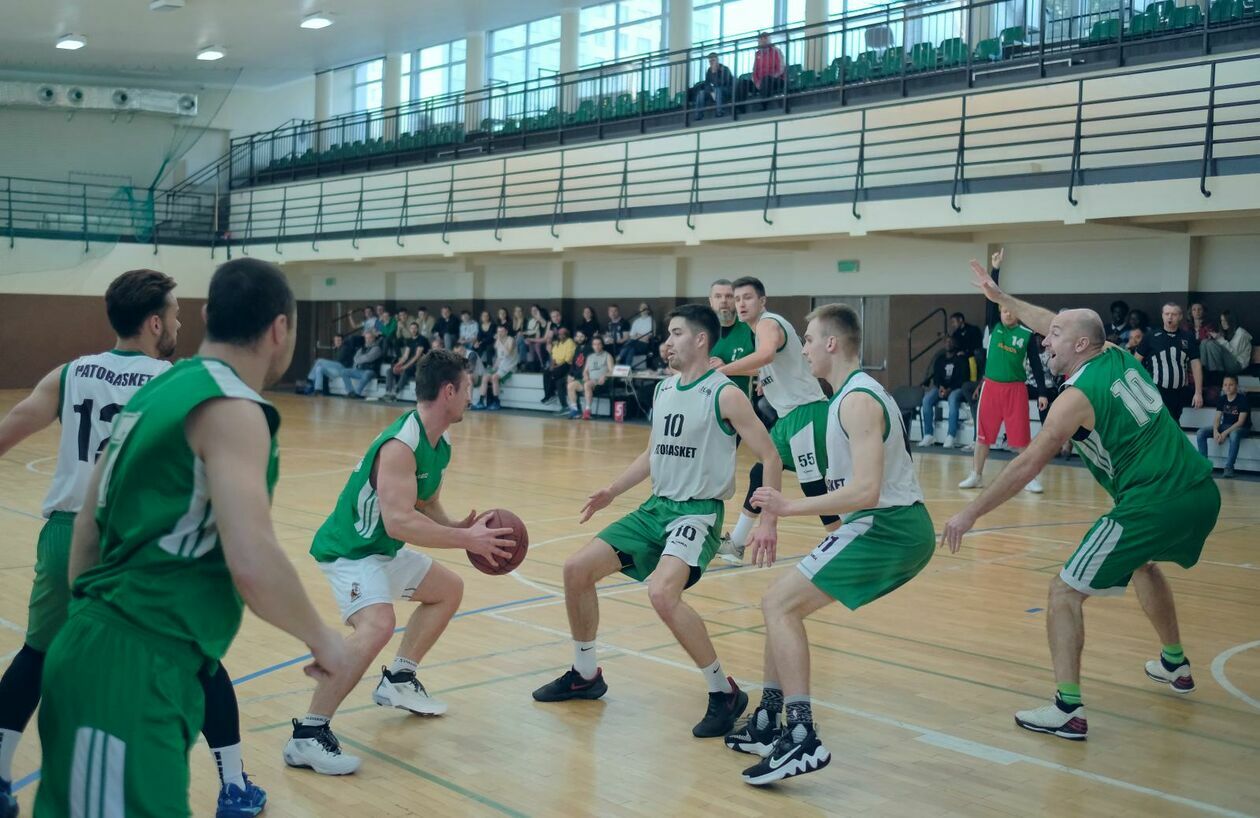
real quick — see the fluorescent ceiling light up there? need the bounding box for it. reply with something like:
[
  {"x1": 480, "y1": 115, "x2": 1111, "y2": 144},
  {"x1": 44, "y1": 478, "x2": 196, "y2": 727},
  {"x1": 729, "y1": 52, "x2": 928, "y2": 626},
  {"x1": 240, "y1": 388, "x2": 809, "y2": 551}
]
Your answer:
[
  {"x1": 197, "y1": 45, "x2": 226, "y2": 61},
  {"x1": 56, "y1": 34, "x2": 87, "y2": 50},
  {"x1": 300, "y1": 13, "x2": 333, "y2": 29}
]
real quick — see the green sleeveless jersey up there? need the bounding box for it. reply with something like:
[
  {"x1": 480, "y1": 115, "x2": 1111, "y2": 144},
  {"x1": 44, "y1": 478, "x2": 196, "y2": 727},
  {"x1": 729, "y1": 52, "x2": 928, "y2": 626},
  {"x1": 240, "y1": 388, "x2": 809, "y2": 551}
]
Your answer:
[
  {"x1": 311, "y1": 410, "x2": 451, "y2": 563},
  {"x1": 985, "y1": 323, "x2": 1034, "y2": 383},
  {"x1": 77, "y1": 358, "x2": 281, "y2": 663},
  {"x1": 711, "y1": 320, "x2": 755, "y2": 396},
  {"x1": 1063, "y1": 347, "x2": 1210, "y2": 504}
]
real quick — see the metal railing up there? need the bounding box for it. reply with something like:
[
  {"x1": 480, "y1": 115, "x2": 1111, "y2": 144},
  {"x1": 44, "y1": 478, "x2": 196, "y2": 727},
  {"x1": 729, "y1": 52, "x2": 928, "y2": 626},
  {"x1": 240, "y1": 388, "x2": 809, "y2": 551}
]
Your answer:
[{"x1": 218, "y1": 0, "x2": 1259, "y2": 190}]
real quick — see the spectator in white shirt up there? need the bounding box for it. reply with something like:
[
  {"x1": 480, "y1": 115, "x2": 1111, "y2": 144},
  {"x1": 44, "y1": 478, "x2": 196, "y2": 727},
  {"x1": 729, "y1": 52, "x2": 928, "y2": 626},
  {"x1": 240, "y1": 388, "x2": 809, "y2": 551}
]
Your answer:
[
  {"x1": 565, "y1": 335, "x2": 614, "y2": 420},
  {"x1": 457, "y1": 310, "x2": 479, "y2": 351},
  {"x1": 1201, "y1": 310, "x2": 1253, "y2": 376},
  {"x1": 617, "y1": 302, "x2": 655, "y2": 366}
]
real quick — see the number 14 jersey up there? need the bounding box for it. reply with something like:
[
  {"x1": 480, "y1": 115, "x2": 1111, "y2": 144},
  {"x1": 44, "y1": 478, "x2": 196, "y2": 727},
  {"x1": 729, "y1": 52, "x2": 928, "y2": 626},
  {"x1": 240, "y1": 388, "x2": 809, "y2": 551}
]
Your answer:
[
  {"x1": 44, "y1": 349, "x2": 170, "y2": 518},
  {"x1": 650, "y1": 370, "x2": 738, "y2": 502}
]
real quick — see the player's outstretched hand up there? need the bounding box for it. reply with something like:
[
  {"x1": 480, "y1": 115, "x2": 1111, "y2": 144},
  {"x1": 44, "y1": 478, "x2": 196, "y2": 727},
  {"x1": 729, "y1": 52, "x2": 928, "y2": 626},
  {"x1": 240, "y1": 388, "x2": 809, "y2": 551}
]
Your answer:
[
  {"x1": 579, "y1": 487, "x2": 615, "y2": 524},
  {"x1": 990, "y1": 247, "x2": 1004, "y2": 270},
  {"x1": 939, "y1": 510, "x2": 976, "y2": 554},
  {"x1": 707, "y1": 356, "x2": 724, "y2": 370},
  {"x1": 750, "y1": 487, "x2": 790, "y2": 517},
  {"x1": 464, "y1": 517, "x2": 515, "y2": 568},
  {"x1": 304, "y1": 626, "x2": 350, "y2": 682},
  {"x1": 747, "y1": 523, "x2": 778, "y2": 568},
  {"x1": 969, "y1": 258, "x2": 1005, "y2": 304}
]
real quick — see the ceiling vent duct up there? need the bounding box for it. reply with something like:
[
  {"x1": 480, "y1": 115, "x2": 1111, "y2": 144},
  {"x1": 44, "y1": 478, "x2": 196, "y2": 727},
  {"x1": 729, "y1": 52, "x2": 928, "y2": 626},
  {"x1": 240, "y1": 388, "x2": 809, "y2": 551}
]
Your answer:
[{"x1": 0, "y1": 81, "x2": 198, "y2": 116}]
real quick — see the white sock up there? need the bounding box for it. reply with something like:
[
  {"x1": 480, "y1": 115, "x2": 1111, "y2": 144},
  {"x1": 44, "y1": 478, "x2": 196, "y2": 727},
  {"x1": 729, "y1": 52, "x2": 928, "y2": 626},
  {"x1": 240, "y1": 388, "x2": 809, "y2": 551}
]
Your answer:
[
  {"x1": 730, "y1": 512, "x2": 758, "y2": 548},
  {"x1": 388, "y1": 656, "x2": 418, "y2": 676},
  {"x1": 0, "y1": 727, "x2": 19, "y2": 783},
  {"x1": 210, "y1": 742, "x2": 245, "y2": 790},
  {"x1": 573, "y1": 640, "x2": 598, "y2": 680},
  {"x1": 702, "y1": 659, "x2": 734, "y2": 694},
  {"x1": 299, "y1": 713, "x2": 329, "y2": 728}
]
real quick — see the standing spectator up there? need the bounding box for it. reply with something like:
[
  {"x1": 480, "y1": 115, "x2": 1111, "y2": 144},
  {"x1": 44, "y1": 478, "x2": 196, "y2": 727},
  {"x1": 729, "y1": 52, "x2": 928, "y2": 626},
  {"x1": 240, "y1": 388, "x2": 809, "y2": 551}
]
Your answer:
[
  {"x1": 385, "y1": 321, "x2": 430, "y2": 400},
  {"x1": 692, "y1": 53, "x2": 734, "y2": 120},
  {"x1": 414, "y1": 306, "x2": 436, "y2": 339},
  {"x1": 342, "y1": 329, "x2": 384, "y2": 399},
  {"x1": 474, "y1": 325, "x2": 519, "y2": 411},
  {"x1": 1120, "y1": 308, "x2": 1148, "y2": 345},
  {"x1": 576, "y1": 305, "x2": 601, "y2": 342},
  {"x1": 457, "y1": 310, "x2": 479, "y2": 351},
  {"x1": 298, "y1": 333, "x2": 357, "y2": 395},
  {"x1": 919, "y1": 336, "x2": 969, "y2": 448},
  {"x1": 356, "y1": 305, "x2": 379, "y2": 334},
  {"x1": 750, "y1": 33, "x2": 785, "y2": 110},
  {"x1": 959, "y1": 250, "x2": 1049, "y2": 492},
  {"x1": 1196, "y1": 374, "x2": 1250, "y2": 478},
  {"x1": 565, "y1": 335, "x2": 614, "y2": 419},
  {"x1": 1201, "y1": 310, "x2": 1252, "y2": 376},
  {"x1": 604, "y1": 304, "x2": 628, "y2": 356},
  {"x1": 522, "y1": 304, "x2": 549, "y2": 369},
  {"x1": 617, "y1": 302, "x2": 655, "y2": 366},
  {"x1": 1185, "y1": 301, "x2": 1215, "y2": 341},
  {"x1": 496, "y1": 307, "x2": 511, "y2": 332},
  {"x1": 1106, "y1": 300, "x2": 1130, "y2": 343},
  {"x1": 511, "y1": 305, "x2": 526, "y2": 337},
  {"x1": 474, "y1": 310, "x2": 497, "y2": 365},
  {"x1": 1137, "y1": 302, "x2": 1205, "y2": 424},
  {"x1": 1125, "y1": 326, "x2": 1146, "y2": 360},
  {"x1": 542, "y1": 326, "x2": 577, "y2": 405},
  {"x1": 376, "y1": 308, "x2": 397, "y2": 352},
  {"x1": 433, "y1": 306, "x2": 457, "y2": 348}
]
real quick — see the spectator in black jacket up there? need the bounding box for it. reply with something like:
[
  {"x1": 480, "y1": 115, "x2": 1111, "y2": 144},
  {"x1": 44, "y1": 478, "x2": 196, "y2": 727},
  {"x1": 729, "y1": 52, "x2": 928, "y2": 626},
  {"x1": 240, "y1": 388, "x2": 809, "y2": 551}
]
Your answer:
[
  {"x1": 433, "y1": 306, "x2": 457, "y2": 348},
  {"x1": 576, "y1": 305, "x2": 601, "y2": 343},
  {"x1": 692, "y1": 53, "x2": 734, "y2": 120},
  {"x1": 1106, "y1": 300, "x2": 1130, "y2": 343},
  {"x1": 919, "y1": 336, "x2": 969, "y2": 448}
]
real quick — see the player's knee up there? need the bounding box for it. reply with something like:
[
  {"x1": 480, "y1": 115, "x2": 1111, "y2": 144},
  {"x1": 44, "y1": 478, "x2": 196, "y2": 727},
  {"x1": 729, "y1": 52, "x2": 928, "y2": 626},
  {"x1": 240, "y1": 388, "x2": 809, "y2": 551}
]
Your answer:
[
  {"x1": 760, "y1": 585, "x2": 791, "y2": 621},
  {"x1": 437, "y1": 567, "x2": 465, "y2": 607},
  {"x1": 563, "y1": 552, "x2": 596, "y2": 589},
  {"x1": 748, "y1": 462, "x2": 764, "y2": 490},
  {"x1": 354, "y1": 604, "x2": 397, "y2": 650},
  {"x1": 1048, "y1": 576, "x2": 1084, "y2": 608},
  {"x1": 648, "y1": 582, "x2": 680, "y2": 618}
]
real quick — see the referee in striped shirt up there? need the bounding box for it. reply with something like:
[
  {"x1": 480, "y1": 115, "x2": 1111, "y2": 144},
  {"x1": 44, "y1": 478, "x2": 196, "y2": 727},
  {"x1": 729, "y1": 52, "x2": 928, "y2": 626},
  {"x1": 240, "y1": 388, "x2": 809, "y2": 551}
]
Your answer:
[{"x1": 1136, "y1": 302, "x2": 1204, "y2": 424}]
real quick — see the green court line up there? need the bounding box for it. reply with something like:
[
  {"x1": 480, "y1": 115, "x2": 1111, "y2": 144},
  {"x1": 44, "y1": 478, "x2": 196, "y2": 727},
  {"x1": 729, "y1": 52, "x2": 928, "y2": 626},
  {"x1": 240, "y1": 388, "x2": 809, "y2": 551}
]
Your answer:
[{"x1": 338, "y1": 735, "x2": 531, "y2": 818}]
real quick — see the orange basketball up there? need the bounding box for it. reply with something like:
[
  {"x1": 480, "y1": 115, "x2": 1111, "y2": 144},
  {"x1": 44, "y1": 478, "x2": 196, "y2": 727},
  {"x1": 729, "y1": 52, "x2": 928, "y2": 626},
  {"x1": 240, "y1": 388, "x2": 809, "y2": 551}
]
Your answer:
[{"x1": 467, "y1": 508, "x2": 528, "y2": 575}]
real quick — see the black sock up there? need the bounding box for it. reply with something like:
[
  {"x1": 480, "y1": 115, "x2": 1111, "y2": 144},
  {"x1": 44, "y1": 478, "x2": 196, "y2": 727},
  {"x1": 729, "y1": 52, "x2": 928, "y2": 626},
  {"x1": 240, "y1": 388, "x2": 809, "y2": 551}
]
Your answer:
[
  {"x1": 0, "y1": 644, "x2": 45, "y2": 733},
  {"x1": 785, "y1": 697, "x2": 812, "y2": 727},
  {"x1": 199, "y1": 662, "x2": 241, "y2": 749},
  {"x1": 759, "y1": 686, "x2": 784, "y2": 715}
]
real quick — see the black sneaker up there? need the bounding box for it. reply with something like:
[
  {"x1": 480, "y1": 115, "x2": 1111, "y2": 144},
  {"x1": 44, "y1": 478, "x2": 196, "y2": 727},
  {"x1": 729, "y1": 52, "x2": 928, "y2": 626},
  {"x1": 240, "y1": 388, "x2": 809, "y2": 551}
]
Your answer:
[
  {"x1": 725, "y1": 706, "x2": 780, "y2": 756},
  {"x1": 741, "y1": 722, "x2": 832, "y2": 786},
  {"x1": 532, "y1": 667, "x2": 607, "y2": 702},
  {"x1": 693, "y1": 678, "x2": 748, "y2": 737}
]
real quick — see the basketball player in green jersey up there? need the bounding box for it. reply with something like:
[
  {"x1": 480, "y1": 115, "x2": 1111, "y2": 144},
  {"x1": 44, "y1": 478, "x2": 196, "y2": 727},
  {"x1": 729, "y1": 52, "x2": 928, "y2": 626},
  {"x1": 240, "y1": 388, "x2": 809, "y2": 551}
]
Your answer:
[
  {"x1": 0, "y1": 270, "x2": 268, "y2": 818},
  {"x1": 533, "y1": 304, "x2": 782, "y2": 738},
  {"x1": 707, "y1": 279, "x2": 756, "y2": 398},
  {"x1": 728, "y1": 304, "x2": 935, "y2": 786},
  {"x1": 285, "y1": 349, "x2": 515, "y2": 776},
  {"x1": 34, "y1": 259, "x2": 349, "y2": 818},
  {"x1": 717, "y1": 277, "x2": 840, "y2": 565},
  {"x1": 942, "y1": 261, "x2": 1220, "y2": 741}
]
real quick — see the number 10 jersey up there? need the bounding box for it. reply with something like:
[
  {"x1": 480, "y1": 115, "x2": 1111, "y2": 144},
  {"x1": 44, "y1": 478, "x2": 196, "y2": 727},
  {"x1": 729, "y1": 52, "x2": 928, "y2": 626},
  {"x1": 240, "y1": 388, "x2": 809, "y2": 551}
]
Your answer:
[
  {"x1": 43, "y1": 349, "x2": 171, "y2": 518},
  {"x1": 649, "y1": 369, "x2": 738, "y2": 503}
]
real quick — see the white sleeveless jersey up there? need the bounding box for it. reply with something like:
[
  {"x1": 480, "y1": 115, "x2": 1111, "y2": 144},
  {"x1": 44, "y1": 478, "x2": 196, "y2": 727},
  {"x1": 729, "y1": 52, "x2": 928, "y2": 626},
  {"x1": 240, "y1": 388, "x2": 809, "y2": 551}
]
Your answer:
[
  {"x1": 43, "y1": 350, "x2": 171, "y2": 517},
  {"x1": 755, "y1": 311, "x2": 826, "y2": 416},
  {"x1": 825, "y1": 371, "x2": 924, "y2": 511},
  {"x1": 650, "y1": 370, "x2": 738, "y2": 502}
]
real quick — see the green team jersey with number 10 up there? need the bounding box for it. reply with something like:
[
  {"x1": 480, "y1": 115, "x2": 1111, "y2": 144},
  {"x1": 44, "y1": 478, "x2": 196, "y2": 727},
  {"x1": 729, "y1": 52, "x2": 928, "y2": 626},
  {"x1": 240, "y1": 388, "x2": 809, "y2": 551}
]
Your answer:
[
  {"x1": 77, "y1": 357, "x2": 281, "y2": 663},
  {"x1": 311, "y1": 410, "x2": 452, "y2": 563},
  {"x1": 711, "y1": 320, "x2": 755, "y2": 396},
  {"x1": 1063, "y1": 346, "x2": 1210, "y2": 504}
]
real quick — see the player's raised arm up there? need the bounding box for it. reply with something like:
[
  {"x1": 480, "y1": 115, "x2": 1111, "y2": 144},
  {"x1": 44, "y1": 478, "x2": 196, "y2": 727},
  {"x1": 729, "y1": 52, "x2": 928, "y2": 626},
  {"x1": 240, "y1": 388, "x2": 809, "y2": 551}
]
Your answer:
[
  {"x1": 191, "y1": 398, "x2": 347, "y2": 679},
  {"x1": 579, "y1": 449, "x2": 650, "y2": 523},
  {"x1": 0, "y1": 365, "x2": 63, "y2": 458},
  {"x1": 720, "y1": 385, "x2": 782, "y2": 566},
  {"x1": 969, "y1": 250, "x2": 1056, "y2": 338},
  {"x1": 720, "y1": 318, "x2": 780, "y2": 377}
]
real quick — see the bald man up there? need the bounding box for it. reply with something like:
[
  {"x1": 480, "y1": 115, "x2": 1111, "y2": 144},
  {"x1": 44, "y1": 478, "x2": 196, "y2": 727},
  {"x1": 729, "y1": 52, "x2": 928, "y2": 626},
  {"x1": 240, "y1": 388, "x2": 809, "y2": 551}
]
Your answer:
[{"x1": 941, "y1": 256, "x2": 1220, "y2": 742}]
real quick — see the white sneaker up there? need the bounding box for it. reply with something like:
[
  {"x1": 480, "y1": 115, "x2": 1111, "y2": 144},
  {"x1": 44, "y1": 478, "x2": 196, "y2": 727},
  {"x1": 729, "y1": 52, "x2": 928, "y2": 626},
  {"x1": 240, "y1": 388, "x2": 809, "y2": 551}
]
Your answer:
[
  {"x1": 714, "y1": 534, "x2": 745, "y2": 566},
  {"x1": 1144, "y1": 657, "x2": 1196, "y2": 693},
  {"x1": 1024, "y1": 477, "x2": 1044, "y2": 494},
  {"x1": 283, "y1": 721, "x2": 362, "y2": 775},
  {"x1": 1014, "y1": 697, "x2": 1087, "y2": 741},
  {"x1": 958, "y1": 471, "x2": 982, "y2": 489},
  {"x1": 918, "y1": 433, "x2": 936, "y2": 448},
  {"x1": 372, "y1": 668, "x2": 448, "y2": 715},
  {"x1": 943, "y1": 434, "x2": 957, "y2": 448}
]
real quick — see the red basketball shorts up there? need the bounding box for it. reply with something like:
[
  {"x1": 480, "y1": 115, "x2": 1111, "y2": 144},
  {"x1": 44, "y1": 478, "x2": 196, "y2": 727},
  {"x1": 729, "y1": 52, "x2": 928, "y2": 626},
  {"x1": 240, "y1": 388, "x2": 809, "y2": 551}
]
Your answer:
[{"x1": 975, "y1": 378, "x2": 1031, "y2": 448}]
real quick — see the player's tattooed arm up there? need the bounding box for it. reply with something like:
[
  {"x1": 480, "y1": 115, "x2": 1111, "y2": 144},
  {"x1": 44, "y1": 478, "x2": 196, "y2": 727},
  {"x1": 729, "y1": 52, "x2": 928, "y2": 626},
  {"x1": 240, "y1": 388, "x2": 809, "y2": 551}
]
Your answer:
[{"x1": 0, "y1": 365, "x2": 63, "y2": 458}]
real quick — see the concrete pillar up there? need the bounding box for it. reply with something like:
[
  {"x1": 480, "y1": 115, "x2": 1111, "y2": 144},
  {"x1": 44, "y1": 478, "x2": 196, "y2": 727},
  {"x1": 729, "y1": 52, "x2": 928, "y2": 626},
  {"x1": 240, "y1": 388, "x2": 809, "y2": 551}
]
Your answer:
[
  {"x1": 314, "y1": 70, "x2": 333, "y2": 150},
  {"x1": 383, "y1": 52, "x2": 403, "y2": 140},
  {"x1": 561, "y1": 7, "x2": 581, "y2": 113},
  {"x1": 668, "y1": 0, "x2": 694, "y2": 98},
  {"x1": 464, "y1": 31, "x2": 487, "y2": 129},
  {"x1": 804, "y1": 0, "x2": 828, "y2": 72}
]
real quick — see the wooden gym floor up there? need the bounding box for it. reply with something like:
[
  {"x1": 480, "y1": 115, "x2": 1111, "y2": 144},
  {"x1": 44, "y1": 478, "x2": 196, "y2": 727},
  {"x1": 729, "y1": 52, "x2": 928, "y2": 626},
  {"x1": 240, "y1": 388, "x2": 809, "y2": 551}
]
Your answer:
[{"x1": 1, "y1": 391, "x2": 1258, "y2": 818}]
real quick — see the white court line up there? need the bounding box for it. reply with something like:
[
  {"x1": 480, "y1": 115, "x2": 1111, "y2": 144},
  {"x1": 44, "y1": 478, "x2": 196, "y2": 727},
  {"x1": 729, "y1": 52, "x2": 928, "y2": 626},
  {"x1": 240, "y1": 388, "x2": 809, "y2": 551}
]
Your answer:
[
  {"x1": 1211, "y1": 641, "x2": 1260, "y2": 712},
  {"x1": 490, "y1": 609, "x2": 1257, "y2": 818},
  {"x1": 0, "y1": 617, "x2": 26, "y2": 635}
]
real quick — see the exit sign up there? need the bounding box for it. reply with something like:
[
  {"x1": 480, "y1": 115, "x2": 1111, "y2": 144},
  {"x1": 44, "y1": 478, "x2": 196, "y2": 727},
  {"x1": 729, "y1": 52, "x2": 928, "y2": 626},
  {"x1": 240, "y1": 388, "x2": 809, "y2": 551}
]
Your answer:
[
  {"x1": 836, "y1": 260, "x2": 860, "y2": 273},
  {"x1": 324, "y1": 277, "x2": 336, "y2": 286}
]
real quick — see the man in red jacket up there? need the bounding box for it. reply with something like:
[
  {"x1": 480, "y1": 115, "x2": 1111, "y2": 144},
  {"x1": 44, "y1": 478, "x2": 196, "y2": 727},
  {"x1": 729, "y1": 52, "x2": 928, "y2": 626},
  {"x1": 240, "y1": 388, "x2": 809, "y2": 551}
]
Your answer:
[{"x1": 752, "y1": 33, "x2": 785, "y2": 109}]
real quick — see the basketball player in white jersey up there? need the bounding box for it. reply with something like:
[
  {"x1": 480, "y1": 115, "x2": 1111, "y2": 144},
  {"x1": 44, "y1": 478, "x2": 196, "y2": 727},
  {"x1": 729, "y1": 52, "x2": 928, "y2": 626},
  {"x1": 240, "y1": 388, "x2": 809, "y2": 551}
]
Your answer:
[
  {"x1": 716, "y1": 277, "x2": 840, "y2": 564},
  {"x1": 0, "y1": 270, "x2": 267, "y2": 818},
  {"x1": 726, "y1": 303, "x2": 935, "y2": 786},
  {"x1": 532, "y1": 304, "x2": 783, "y2": 738}
]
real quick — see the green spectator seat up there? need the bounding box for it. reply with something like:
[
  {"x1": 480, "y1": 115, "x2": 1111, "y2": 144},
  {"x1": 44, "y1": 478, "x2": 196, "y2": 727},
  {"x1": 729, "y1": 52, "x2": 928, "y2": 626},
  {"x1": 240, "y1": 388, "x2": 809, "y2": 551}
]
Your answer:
[
  {"x1": 1175, "y1": 4, "x2": 1203, "y2": 27},
  {"x1": 910, "y1": 42, "x2": 937, "y2": 71},
  {"x1": 1086, "y1": 18, "x2": 1121, "y2": 42},
  {"x1": 882, "y1": 46, "x2": 906, "y2": 76},
  {"x1": 616, "y1": 93, "x2": 634, "y2": 117},
  {"x1": 1000, "y1": 26, "x2": 1027, "y2": 46},
  {"x1": 671, "y1": 91, "x2": 686, "y2": 109},
  {"x1": 939, "y1": 38, "x2": 968, "y2": 67},
  {"x1": 974, "y1": 38, "x2": 1001, "y2": 62}
]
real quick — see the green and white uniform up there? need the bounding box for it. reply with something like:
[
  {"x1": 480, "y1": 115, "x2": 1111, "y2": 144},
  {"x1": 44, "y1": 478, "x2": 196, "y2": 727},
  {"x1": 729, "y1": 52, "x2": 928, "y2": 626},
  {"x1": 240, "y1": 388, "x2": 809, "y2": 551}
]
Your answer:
[
  {"x1": 27, "y1": 350, "x2": 170, "y2": 653},
  {"x1": 36, "y1": 357, "x2": 280, "y2": 818},
  {"x1": 754, "y1": 311, "x2": 829, "y2": 483},
  {"x1": 1059, "y1": 347, "x2": 1219, "y2": 595},
  {"x1": 799, "y1": 371, "x2": 935, "y2": 609},
  {"x1": 311, "y1": 410, "x2": 450, "y2": 621},
  {"x1": 599, "y1": 369, "x2": 736, "y2": 587},
  {"x1": 711, "y1": 320, "x2": 755, "y2": 396}
]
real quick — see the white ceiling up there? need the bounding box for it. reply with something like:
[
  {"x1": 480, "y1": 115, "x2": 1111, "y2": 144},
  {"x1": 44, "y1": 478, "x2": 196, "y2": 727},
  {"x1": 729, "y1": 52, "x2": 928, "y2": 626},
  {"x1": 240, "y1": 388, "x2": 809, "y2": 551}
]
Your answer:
[{"x1": 0, "y1": 0, "x2": 582, "y2": 88}]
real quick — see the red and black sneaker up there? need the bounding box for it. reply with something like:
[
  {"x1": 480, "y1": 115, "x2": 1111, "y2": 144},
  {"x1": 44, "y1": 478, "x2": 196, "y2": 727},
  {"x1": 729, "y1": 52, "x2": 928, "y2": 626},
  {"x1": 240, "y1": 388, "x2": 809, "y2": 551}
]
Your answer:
[
  {"x1": 693, "y1": 678, "x2": 749, "y2": 737},
  {"x1": 1145, "y1": 656, "x2": 1196, "y2": 694},
  {"x1": 1014, "y1": 695, "x2": 1088, "y2": 741},
  {"x1": 532, "y1": 667, "x2": 608, "y2": 702}
]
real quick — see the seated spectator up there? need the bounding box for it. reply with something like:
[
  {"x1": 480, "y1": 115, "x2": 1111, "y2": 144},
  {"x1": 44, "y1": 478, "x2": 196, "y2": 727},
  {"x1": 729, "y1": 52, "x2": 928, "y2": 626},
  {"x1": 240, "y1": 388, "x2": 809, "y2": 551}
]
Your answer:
[
  {"x1": 542, "y1": 326, "x2": 577, "y2": 406},
  {"x1": 495, "y1": 307, "x2": 511, "y2": 332},
  {"x1": 298, "y1": 333, "x2": 357, "y2": 395},
  {"x1": 522, "y1": 304, "x2": 549, "y2": 370},
  {"x1": 576, "y1": 305, "x2": 601, "y2": 343},
  {"x1": 511, "y1": 305, "x2": 526, "y2": 337},
  {"x1": 691, "y1": 53, "x2": 733, "y2": 120},
  {"x1": 430, "y1": 334, "x2": 446, "y2": 350},
  {"x1": 919, "y1": 337, "x2": 968, "y2": 448},
  {"x1": 1197, "y1": 374, "x2": 1250, "y2": 478},
  {"x1": 737, "y1": 33, "x2": 785, "y2": 112},
  {"x1": 1201, "y1": 310, "x2": 1252, "y2": 376},
  {"x1": 949, "y1": 311, "x2": 983, "y2": 364},
  {"x1": 474, "y1": 310, "x2": 496, "y2": 365},
  {"x1": 415, "y1": 306, "x2": 436, "y2": 339},
  {"x1": 1106, "y1": 300, "x2": 1129, "y2": 344},
  {"x1": 656, "y1": 339, "x2": 673, "y2": 374},
  {"x1": 617, "y1": 302, "x2": 655, "y2": 367},
  {"x1": 356, "y1": 305, "x2": 379, "y2": 334},
  {"x1": 343, "y1": 329, "x2": 385, "y2": 399},
  {"x1": 386, "y1": 321, "x2": 430, "y2": 400},
  {"x1": 1120, "y1": 308, "x2": 1148, "y2": 345},
  {"x1": 545, "y1": 309, "x2": 566, "y2": 341},
  {"x1": 433, "y1": 305, "x2": 457, "y2": 348},
  {"x1": 474, "y1": 325, "x2": 520, "y2": 411},
  {"x1": 1186, "y1": 301, "x2": 1215, "y2": 341},
  {"x1": 566, "y1": 335, "x2": 614, "y2": 420},
  {"x1": 395, "y1": 307, "x2": 411, "y2": 338},
  {"x1": 457, "y1": 310, "x2": 479, "y2": 351},
  {"x1": 1125, "y1": 326, "x2": 1145, "y2": 360},
  {"x1": 604, "y1": 304, "x2": 628, "y2": 356}
]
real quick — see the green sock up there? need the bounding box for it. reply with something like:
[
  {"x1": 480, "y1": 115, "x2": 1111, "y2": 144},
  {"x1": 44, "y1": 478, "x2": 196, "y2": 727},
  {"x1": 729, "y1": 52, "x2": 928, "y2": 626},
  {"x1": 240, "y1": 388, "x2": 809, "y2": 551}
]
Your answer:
[
  {"x1": 1162, "y1": 643, "x2": 1185, "y2": 665},
  {"x1": 1057, "y1": 683, "x2": 1082, "y2": 706}
]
